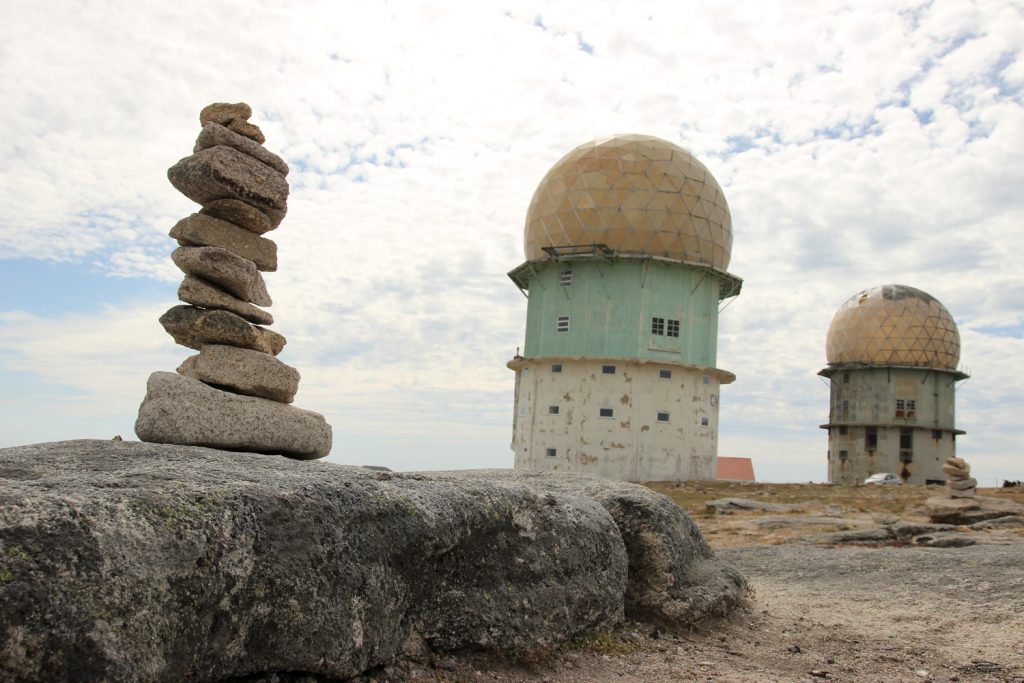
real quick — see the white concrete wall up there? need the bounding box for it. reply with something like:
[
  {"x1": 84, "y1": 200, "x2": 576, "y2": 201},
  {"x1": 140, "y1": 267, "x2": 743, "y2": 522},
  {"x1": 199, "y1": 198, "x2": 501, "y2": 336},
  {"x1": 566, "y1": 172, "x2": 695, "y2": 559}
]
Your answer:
[
  {"x1": 827, "y1": 425, "x2": 956, "y2": 484},
  {"x1": 824, "y1": 366, "x2": 961, "y2": 484},
  {"x1": 510, "y1": 358, "x2": 722, "y2": 482}
]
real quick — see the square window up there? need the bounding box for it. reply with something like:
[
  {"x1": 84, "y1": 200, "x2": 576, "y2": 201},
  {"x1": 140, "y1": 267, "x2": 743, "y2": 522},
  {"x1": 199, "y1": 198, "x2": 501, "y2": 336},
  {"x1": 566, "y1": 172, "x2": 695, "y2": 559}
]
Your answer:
[
  {"x1": 599, "y1": 408, "x2": 614, "y2": 418},
  {"x1": 560, "y1": 270, "x2": 572, "y2": 286},
  {"x1": 659, "y1": 369, "x2": 672, "y2": 379},
  {"x1": 839, "y1": 450, "x2": 848, "y2": 461},
  {"x1": 548, "y1": 405, "x2": 559, "y2": 415},
  {"x1": 667, "y1": 319, "x2": 680, "y2": 337},
  {"x1": 702, "y1": 375, "x2": 710, "y2": 385},
  {"x1": 700, "y1": 416, "x2": 709, "y2": 426},
  {"x1": 651, "y1": 317, "x2": 665, "y2": 335},
  {"x1": 546, "y1": 448, "x2": 556, "y2": 457},
  {"x1": 551, "y1": 364, "x2": 562, "y2": 373},
  {"x1": 932, "y1": 429, "x2": 942, "y2": 440},
  {"x1": 839, "y1": 426, "x2": 848, "y2": 435},
  {"x1": 656, "y1": 411, "x2": 670, "y2": 422},
  {"x1": 602, "y1": 365, "x2": 616, "y2": 374},
  {"x1": 556, "y1": 315, "x2": 569, "y2": 332}
]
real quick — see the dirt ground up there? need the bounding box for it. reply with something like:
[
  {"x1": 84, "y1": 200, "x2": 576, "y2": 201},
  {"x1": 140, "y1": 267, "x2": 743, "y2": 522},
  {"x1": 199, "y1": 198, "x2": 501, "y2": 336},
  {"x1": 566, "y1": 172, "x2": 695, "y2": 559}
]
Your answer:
[{"x1": 387, "y1": 483, "x2": 1024, "y2": 683}]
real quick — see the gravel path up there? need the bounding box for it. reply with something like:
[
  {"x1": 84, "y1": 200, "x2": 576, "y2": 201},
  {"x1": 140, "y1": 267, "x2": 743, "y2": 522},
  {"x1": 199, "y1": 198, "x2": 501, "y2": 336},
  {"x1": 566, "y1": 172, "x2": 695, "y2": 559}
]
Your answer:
[{"x1": 402, "y1": 542, "x2": 1024, "y2": 683}]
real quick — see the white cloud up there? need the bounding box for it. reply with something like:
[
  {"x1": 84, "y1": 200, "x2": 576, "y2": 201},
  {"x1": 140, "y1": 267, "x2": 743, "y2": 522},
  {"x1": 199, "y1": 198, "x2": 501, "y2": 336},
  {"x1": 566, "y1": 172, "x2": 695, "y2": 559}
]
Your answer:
[{"x1": 1, "y1": 0, "x2": 1022, "y2": 481}]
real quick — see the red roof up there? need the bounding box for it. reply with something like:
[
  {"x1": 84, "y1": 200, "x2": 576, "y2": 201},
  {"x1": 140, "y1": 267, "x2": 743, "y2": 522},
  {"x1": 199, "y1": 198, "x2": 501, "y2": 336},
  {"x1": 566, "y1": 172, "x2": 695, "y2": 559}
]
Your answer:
[{"x1": 717, "y1": 457, "x2": 755, "y2": 482}]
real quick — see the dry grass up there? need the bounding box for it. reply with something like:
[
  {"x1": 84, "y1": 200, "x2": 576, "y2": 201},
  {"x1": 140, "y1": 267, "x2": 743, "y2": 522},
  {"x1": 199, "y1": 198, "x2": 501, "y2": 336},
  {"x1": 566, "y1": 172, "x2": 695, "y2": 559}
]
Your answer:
[{"x1": 641, "y1": 481, "x2": 1024, "y2": 548}]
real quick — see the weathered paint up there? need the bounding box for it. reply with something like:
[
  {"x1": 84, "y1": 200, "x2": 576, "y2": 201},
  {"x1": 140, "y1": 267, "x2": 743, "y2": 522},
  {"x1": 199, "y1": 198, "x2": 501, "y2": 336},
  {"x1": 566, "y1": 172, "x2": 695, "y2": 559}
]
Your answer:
[
  {"x1": 522, "y1": 259, "x2": 721, "y2": 367},
  {"x1": 509, "y1": 358, "x2": 722, "y2": 481},
  {"x1": 820, "y1": 366, "x2": 963, "y2": 484}
]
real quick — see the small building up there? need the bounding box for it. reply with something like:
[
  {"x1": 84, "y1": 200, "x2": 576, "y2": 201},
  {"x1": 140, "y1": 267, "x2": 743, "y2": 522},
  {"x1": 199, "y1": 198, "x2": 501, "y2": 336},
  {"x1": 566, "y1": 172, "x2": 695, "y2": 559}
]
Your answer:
[
  {"x1": 819, "y1": 284, "x2": 968, "y2": 485},
  {"x1": 716, "y1": 457, "x2": 755, "y2": 482},
  {"x1": 508, "y1": 135, "x2": 741, "y2": 482}
]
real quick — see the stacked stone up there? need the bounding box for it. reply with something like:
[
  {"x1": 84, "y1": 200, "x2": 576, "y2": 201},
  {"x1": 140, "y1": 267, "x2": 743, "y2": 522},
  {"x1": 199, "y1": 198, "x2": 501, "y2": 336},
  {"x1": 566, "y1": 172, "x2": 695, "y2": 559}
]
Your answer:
[
  {"x1": 943, "y1": 457, "x2": 976, "y2": 498},
  {"x1": 136, "y1": 103, "x2": 332, "y2": 460}
]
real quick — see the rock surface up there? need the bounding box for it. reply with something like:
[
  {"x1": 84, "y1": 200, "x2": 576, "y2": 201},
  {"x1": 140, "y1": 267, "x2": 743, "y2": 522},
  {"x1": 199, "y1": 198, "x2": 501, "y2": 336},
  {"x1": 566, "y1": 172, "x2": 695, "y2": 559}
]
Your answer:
[
  {"x1": 226, "y1": 119, "x2": 265, "y2": 145},
  {"x1": 194, "y1": 123, "x2": 289, "y2": 176},
  {"x1": 169, "y1": 213, "x2": 278, "y2": 271},
  {"x1": 925, "y1": 495, "x2": 1024, "y2": 525},
  {"x1": 136, "y1": 372, "x2": 328, "y2": 458},
  {"x1": 177, "y1": 344, "x2": 300, "y2": 403},
  {"x1": 199, "y1": 101, "x2": 252, "y2": 125},
  {"x1": 168, "y1": 146, "x2": 288, "y2": 213},
  {"x1": 200, "y1": 198, "x2": 276, "y2": 234},
  {"x1": 178, "y1": 275, "x2": 274, "y2": 325},
  {"x1": 159, "y1": 305, "x2": 285, "y2": 355},
  {"x1": 0, "y1": 439, "x2": 742, "y2": 682},
  {"x1": 171, "y1": 246, "x2": 271, "y2": 306}
]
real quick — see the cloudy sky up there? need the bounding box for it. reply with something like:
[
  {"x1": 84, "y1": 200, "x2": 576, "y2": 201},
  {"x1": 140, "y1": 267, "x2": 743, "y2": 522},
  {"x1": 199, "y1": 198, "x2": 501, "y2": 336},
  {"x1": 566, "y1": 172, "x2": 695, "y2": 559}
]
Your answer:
[{"x1": 1, "y1": 0, "x2": 1021, "y2": 484}]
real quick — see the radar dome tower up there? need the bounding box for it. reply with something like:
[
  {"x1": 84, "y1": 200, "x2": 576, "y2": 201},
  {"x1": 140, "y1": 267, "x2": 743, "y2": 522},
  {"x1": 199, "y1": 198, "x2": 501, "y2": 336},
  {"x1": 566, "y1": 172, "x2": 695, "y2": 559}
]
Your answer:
[
  {"x1": 820, "y1": 284, "x2": 968, "y2": 484},
  {"x1": 507, "y1": 135, "x2": 741, "y2": 482}
]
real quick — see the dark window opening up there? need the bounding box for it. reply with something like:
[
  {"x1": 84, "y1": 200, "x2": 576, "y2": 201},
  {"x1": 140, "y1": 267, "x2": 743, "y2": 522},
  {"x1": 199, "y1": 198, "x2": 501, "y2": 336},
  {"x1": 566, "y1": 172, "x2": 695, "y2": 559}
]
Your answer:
[
  {"x1": 659, "y1": 369, "x2": 672, "y2": 379},
  {"x1": 656, "y1": 411, "x2": 670, "y2": 422},
  {"x1": 551, "y1": 363, "x2": 562, "y2": 373},
  {"x1": 548, "y1": 405, "x2": 559, "y2": 415},
  {"x1": 839, "y1": 450, "x2": 849, "y2": 461},
  {"x1": 602, "y1": 365, "x2": 615, "y2": 374},
  {"x1": 932, "y1": 429, "x2": 942, "y2": 440},
  {"x1": 546, "y1": 448, "x2": 556, "y2": 457},
  {"x1": 667, "y1": 319, "x2": 680, "y2": 337},
  {"x1": 651, "y1": 317, "x2": 665, "y2": 335},
  {"x1": 702, "y1": 375, "x2": 710, "y2": 385},
  {"x1": 899, "y1": 428, "x2": 913, "y2": 462},
  {"x1": 865, "y1": 427, "x2": 878, "y2": 450},
  {"x1": 839, "y1": 426, "x2": 848, "y2": 435},
  {"x1": 599, "y1": 408, "x2": 614, "y2": 418},
  {"x1": 700, "y1": 416, "x2": 709, "y2": 426},
  {"x1": 843, "y1": 372, "x2": 850, "y2": 384}
]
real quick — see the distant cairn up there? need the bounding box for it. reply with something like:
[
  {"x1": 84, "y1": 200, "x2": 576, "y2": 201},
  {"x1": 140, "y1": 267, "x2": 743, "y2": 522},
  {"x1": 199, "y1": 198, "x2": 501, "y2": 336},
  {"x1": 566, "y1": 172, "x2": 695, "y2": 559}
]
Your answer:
[
  {"x1": 135, "y1": 102, "x2": 332, "y2": 460},
  {"x1": 943, "y1": 457, "x2": 976, "y2": 498}
]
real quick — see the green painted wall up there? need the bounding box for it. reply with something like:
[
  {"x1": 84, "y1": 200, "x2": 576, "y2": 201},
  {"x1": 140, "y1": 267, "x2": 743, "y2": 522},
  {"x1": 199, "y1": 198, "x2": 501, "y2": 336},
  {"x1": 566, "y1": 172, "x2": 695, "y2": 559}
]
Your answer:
[{"x1": 523, "y1": 259, "x2": 721, "y2": 366}]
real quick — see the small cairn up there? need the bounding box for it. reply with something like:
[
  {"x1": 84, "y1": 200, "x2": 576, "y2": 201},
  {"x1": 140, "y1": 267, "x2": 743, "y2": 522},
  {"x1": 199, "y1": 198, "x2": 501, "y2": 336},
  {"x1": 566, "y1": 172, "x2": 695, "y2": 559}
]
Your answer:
[
  {"x1": 135, "y1": 102, "x2": 332, "y2": 460},
  {"x1": 943, "y1": 457, "x2": 976, "y2": 498}
]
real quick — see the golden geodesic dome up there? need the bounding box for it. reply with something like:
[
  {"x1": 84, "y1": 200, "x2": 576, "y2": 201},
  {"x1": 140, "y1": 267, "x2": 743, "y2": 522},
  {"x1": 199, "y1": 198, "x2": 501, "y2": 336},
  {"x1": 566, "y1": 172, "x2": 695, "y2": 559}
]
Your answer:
[
  {"x1": 524, "y1": 134, "x2": 733, "y2": 270},
  {"x1": 826, "y1": 285, "x2": 961, "y2": 370}
]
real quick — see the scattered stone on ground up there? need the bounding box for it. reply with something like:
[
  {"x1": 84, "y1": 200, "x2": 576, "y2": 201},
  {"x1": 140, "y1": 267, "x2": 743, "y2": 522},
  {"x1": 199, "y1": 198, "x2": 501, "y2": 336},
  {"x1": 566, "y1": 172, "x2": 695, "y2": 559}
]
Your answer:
[
  {"x1": 136, "y1": 103, "x2": 330, "y2": 458},
  {"x1": 925, "y1": 493, "x2": 1024, "y2": 525},
  {"x1": 706, "y1": 497, "x2": 804, "y2": 514}
]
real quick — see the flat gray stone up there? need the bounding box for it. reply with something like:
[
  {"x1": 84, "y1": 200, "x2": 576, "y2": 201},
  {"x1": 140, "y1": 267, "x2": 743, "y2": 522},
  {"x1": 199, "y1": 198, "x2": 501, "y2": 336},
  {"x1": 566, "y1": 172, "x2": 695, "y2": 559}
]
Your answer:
[
  {"x1": 136, "y1": 372, "x2": 329, "y2": 458},
  {"x1": 177, "y1": 345, "x2": 299, "y2": 403},
  {"x1": 194, "y1": 122, "x2": 288, "y2": 176},
  {"x1": 159, "y1": 305, "x2": 285, "y2": 355},
  {"x1": 925, "y1": 495, "x2": 1024, "y2": 524},
  {"x1": 0, "y1": 439, "x2": 651, "y2": 680},
  {"x1": 200, "y1": 198, "x2": 275, "y2": 234},
  {"x1": 178, "y1": 275, "x2": 273, "y2": 325},
  {"x1": 170, "y1": 213, "x2": 277, "y2": 271},
  {"x1": 705, "y1": 497, "x2": 804, "y2": 514},
  {"x1": 171, "y1": 246, "x2": 271, "y2": 307},
  {"x1": 226, "y1": 119, "x2": 265, "y2": 145},
  {"x1": 199, "y1": 101, "x2": 251, "y2": 126},
  {"x1": 948, "y1": 477, "x2": 978, "y2": 491},
  {"x1": 168, "y1": 146, "x2": 288, "y2": 214}
]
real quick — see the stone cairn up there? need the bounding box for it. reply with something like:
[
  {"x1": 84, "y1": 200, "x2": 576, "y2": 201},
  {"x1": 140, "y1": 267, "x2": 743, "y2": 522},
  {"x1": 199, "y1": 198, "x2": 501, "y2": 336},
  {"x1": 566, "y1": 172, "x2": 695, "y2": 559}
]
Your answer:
[
  {"x1": 943, "y1": 457, "x2": 976, "y2": 498},
  {"x1": 135, "y1": 102, "x2": 332, "y2": 460}
]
